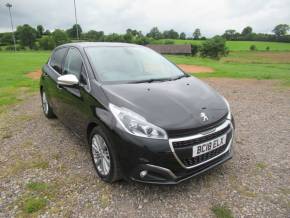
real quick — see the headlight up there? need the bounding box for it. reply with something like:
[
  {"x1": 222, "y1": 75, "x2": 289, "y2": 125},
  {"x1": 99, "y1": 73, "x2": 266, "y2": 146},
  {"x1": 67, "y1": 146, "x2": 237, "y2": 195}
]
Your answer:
[
  {"x1": 223, "y1": 97, "x2": 231, "y2": 120},
  {"x1": 109, "y1": 104, "x2": 168, "y2": 139}
]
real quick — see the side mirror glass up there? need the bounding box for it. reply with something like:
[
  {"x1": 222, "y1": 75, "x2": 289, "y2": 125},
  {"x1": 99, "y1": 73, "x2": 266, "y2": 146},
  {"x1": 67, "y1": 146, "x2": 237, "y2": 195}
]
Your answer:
[{"x1": 57, "y1": 74, "x2": 79, "y2": 86}]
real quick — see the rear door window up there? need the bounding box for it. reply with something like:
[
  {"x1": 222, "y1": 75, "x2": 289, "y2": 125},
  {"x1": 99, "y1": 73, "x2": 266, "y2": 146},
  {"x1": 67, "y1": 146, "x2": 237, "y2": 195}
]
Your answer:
[{"x1": 50, "y1": 48, "x2": 67, "y2": 74}]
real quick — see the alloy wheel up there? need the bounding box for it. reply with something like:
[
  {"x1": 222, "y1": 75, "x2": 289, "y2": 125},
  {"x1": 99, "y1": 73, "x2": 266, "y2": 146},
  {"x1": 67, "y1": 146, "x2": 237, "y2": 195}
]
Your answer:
[
  {"x1": 91, "y1": 134, "x2": 111, "y2": 176},
  {"x1": 42, "y1": 91, "x2": 49, "y2": 115}
]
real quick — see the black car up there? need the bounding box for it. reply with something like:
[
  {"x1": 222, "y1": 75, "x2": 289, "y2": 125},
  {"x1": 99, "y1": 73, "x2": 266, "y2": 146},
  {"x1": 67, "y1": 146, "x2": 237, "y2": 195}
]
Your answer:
[{"x1": 40, "y1": 42, "x2": 235, "y2": 184}]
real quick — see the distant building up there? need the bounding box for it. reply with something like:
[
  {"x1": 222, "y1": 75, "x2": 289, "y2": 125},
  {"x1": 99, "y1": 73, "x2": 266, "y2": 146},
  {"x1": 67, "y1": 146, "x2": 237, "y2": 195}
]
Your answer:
[{"x1": 146, "y1": 44, "x2": 191, "y2": 55}]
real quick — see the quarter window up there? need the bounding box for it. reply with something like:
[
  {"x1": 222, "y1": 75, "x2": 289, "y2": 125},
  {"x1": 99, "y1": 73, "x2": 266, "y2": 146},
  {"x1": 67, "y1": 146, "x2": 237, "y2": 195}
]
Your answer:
[
  {"x1": 50, "y1": 48, "x2": 67, "y2": 73},
  {"x1": 63, "y1": 48, "x2": 83, "y2": 79}
]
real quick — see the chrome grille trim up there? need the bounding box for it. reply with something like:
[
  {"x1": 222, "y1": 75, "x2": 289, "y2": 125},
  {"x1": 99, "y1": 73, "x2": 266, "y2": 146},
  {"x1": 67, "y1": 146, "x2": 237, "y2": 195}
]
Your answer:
[{"x1": 168, "y1": 120, "x2": 233, "y2": 169}]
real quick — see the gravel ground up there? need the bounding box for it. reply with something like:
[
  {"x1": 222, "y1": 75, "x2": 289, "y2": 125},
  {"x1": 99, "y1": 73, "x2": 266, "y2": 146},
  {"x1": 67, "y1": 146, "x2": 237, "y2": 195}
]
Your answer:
[{"x1": 0, "y1": 78, "x2": 289, "y2": 217}]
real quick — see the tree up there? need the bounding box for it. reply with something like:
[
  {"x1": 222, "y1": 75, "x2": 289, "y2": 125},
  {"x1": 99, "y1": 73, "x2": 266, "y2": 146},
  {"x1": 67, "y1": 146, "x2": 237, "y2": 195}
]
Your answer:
[
  {"x1": 133, "y1": 36, "x2": 150, "y2": 45},
  {"x1": 39, "y1": 36, "x2": 56, "y2": 50},
  {"x1": 16, "y1": 24, "x2": 37, "y2": 49},
  {"x1": 0, "y1": 32, "x2": 13, "y2": 45},
  {"x1": 44, "y1": 30, "x2": 51, "y2": 35},
  {"x1": 241, "y1": 26, "x2": 253, "y2": 36},
  {"x1": 163, "y1": 29, "x2": 179, "y2": 39},
  {"x1": 179, "y1": 32, "x2": 186, "y2": 39},
  {"x1": 85, "y1": 30, "x2": 104, "y2": 41},
  {"x1": 200, "y1": 36, "x2": 228, "y2": 59},
  {"x1": 66, "y1": 24, "x2": 83, "y2": 39},
  {"x1": 126, "y1": 29, "x2": 143, "y2": 37},
  {"x1": 163, "y1": 30, "x2": 170, "y2": 39},
  {"x1": 190, "y1": 44, "x2": 199, "y2": 56},
  {"x1": 37, "y1": 25, "x2": 44, "y2": 37},
  {"x1": 272, "y1": 24, "x2": 290, "y2": 37},
  {"x1": 240, "y1": 26, "x2": 254, "y2": 40},
  {"x1": 125, "y1": 29, "x2": 146, "y2": 44},
  {"x1": 170, "y1": 29, "x2": 179, "y2": 39},
  {"x1": 193, "y1": 28, "x2": 201, "y2": 39},
  {"x1": 222, "y1": 29, "x2": 238, "y2": 40},
  {"x1": 123, "y1": 32, "x2": 133, "y2": 43},
  {"x1": 104, "y1": 33, "x2": 124, "y2": 42},
  {"x1": 146, "y1": 27, "x2": 163, "y2": 39},
  {"x1": 52, "y1": 29, "x2": 70, "y2": 46}
]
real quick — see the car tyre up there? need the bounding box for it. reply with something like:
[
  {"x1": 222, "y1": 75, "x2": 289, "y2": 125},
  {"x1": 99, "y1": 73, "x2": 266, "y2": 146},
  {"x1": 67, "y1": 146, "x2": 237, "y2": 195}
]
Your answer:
[
  {"x1": 90, "y1": 126, "x2": 122, "y2": 183},
  {"x1": 41, "y1": 90, "x2": 55, "y2": 118}
]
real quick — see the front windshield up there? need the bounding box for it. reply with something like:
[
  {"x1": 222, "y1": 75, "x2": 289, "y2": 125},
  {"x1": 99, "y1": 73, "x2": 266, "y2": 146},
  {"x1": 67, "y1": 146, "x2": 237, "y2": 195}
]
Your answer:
[{"x1": 85, "y1": 46, "x2": 185, "y2": 83}]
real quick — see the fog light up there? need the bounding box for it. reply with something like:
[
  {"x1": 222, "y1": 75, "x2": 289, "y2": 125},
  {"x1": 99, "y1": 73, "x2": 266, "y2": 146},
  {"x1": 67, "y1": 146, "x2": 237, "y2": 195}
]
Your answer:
[{"x1": 140, "y1": 170, "x2": 148, "y2": 178}]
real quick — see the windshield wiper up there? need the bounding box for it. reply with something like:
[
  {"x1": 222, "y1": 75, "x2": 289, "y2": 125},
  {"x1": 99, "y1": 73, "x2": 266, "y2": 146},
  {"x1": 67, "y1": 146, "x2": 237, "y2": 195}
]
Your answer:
[
  {"x1": 129, "y1": 78, "x2": 172, "y2": 84},
  {"x1": 171, "y1": 74, "x2": 188, "y2": 81},
  {"x1": 128, "y1": 75, "x2": 188, "y2": 84}
]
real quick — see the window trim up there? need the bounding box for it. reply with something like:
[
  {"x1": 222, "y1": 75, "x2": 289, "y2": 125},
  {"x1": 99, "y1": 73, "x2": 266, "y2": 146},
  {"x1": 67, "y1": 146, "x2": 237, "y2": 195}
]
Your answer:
[
  {"x1": 48, "y1": 46, "x2": 91, "y2": 92},
  {"x1": 48, "y1": 47, "x2": 69, "y2": 75}
]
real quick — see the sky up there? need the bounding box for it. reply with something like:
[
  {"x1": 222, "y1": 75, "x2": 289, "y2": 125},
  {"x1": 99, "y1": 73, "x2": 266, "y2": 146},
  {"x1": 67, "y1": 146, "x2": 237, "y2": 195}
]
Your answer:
[{"x1": 0, "y1": 0, "x2": 290, "y2": 37}]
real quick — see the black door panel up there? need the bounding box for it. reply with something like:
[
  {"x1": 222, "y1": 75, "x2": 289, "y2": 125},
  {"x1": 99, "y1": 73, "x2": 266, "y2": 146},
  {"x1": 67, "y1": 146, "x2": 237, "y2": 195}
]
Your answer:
[
  {"x1": 63, "y1": 86, "x2": 81, "y2": 98},
  {"x1": 56, "y1": 47, "x2": 90, "y2": 137},
  {"x1": 56, "y1": 87, "x2": 89, "y2": 137},
  {"x1": 42, "y1": 47, "x2": 68, "y2": 115}
]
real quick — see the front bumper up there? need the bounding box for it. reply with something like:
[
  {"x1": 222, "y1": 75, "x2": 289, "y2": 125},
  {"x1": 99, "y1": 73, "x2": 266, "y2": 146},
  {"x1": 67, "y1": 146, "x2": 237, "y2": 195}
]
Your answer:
[
  {"x1": 131, "y1": 149, "x2": 233, "y2": 185},
  {"x1": 112, "y1": 119, "x2": 235, "y2": 185}
]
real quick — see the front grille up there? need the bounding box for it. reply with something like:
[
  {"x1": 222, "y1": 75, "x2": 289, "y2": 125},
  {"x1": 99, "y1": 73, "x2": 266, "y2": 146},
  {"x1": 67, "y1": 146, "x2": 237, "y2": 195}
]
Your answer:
[
  {"x1": 182, "y1": 142, "x2": 227, "y2": 167},
  {"x1": 172, "y1": 124, "x2": 230, "y2": 148},
  {"x1": 169, "y1": 120, "x2": 233, "y2": 168}
]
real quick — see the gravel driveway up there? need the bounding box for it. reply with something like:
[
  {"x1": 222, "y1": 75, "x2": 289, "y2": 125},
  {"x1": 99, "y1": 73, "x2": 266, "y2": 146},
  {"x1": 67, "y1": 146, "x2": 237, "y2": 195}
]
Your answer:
[{"x1": 0, "y1": 78, "x2": 289, "y2": 217}]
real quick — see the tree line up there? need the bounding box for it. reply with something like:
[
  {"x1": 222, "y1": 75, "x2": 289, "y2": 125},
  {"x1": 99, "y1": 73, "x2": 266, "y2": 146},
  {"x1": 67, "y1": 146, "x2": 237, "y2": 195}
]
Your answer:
[
  {"x1": 222, "y1": 25, "x2": 290, "y2": 42},
  {"x1": 0, "y1": 23, "x2": 289, "y2": 51}
]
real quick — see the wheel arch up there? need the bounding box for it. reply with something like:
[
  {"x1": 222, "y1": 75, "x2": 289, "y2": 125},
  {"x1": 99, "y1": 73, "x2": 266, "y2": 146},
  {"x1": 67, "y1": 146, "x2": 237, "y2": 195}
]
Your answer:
[
  {"x1": 86, "y1": 108, "x2": 115, "y2": 145},
  {"x1": 86, "y1": 122, "x2": 98, "y2": 144}
]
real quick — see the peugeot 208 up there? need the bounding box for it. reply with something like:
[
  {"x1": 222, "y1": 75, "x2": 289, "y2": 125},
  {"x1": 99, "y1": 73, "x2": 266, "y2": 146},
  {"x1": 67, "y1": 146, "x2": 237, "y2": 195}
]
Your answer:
[{"x1": 40, "y1": 42, "x2": 235, "y2": 184}]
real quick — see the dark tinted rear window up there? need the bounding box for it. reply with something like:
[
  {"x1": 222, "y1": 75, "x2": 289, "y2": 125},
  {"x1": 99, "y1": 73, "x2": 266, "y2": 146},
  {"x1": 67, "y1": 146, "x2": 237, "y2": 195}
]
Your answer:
[{"x1": 50, "y1": 48, "x2": 67, "y2": 73}]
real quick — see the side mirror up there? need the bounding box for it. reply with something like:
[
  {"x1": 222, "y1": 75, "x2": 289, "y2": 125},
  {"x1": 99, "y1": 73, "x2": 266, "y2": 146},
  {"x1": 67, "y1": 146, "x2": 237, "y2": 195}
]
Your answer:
[{"x1": 57, "y1": 74, "x2": 79, "y2": 86}]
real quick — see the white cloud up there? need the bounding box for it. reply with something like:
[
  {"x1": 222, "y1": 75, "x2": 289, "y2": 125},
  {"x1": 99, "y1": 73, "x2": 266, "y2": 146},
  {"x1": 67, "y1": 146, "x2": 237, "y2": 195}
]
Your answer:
[{"x1": 0, "y1": 0, "x2": 290, "y2": 36}]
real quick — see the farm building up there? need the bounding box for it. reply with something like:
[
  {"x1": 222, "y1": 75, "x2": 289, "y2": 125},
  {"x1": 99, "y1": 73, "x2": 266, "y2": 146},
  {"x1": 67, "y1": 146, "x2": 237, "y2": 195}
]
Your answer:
[{"x1": 146, "y1": 44, "x2": 191, "y2": 55}]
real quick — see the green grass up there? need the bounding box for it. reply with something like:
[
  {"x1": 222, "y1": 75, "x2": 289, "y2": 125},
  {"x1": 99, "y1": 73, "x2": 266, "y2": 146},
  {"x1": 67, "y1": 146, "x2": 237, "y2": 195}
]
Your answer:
[
  {"x1": 0, "y1": 51, "x2": 49, "y2": 111},
  {"x1": 26, "y1": 182, "x2": 49, "y2": 192},
  {"x1": 16, "y1": 181, "x2": 57, "y2": 214},
  {"x1": 212, "y1": 205, "x2": 234, "y2": 218},
  {"x1": 166, "y1": 51, "x2": 290, "y2": 85},
  {"x1": 0, "y1": 158, "x2": 49, "y2": 179},
  {"x1": 23, "y1": 197, "x2": 47, "y2": 213},
  {"x1": 0, "y1": 50, "x2": 289, "y2": 113},
  {"x1": 256, "y1": 162, "x2": 268, "y2": 170},
  {"x1": 152, "y1": 39, "x2": 290, "y2": 51}
]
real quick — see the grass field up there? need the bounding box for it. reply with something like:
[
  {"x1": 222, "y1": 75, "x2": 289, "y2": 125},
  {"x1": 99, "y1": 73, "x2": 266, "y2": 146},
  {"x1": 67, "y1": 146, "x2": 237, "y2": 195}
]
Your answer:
[
  {"x1": 0, "y1": 50, "x2": 289, "y2": 112},
  {"x1": 152, "y1": 39, "x2": 290, "y2": 51},
  {"x1": 0, "y1": 51, "x2": 49, "y2": 112},
  {"x1": 167, "y1": 51, "x2": 290, "y2": 84}
]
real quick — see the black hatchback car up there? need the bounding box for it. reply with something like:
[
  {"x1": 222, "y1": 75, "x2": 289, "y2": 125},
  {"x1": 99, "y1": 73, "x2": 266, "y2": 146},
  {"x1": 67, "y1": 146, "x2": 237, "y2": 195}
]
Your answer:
[{"x1": 40, "y1": 42, "x2": 235, "y2": 184}]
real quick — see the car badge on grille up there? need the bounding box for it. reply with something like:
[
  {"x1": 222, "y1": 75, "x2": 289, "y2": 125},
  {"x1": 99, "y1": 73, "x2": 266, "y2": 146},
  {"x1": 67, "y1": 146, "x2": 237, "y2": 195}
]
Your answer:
[{"x1": 200, "y1": 112, "x2": 209, "y2": 122}]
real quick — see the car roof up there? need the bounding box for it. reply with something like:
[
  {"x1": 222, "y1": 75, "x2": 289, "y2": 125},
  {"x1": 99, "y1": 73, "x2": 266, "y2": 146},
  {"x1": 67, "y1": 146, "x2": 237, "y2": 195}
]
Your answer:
[{"x1": 57, "y1": 42, "x2": 142, "y2": 50}]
